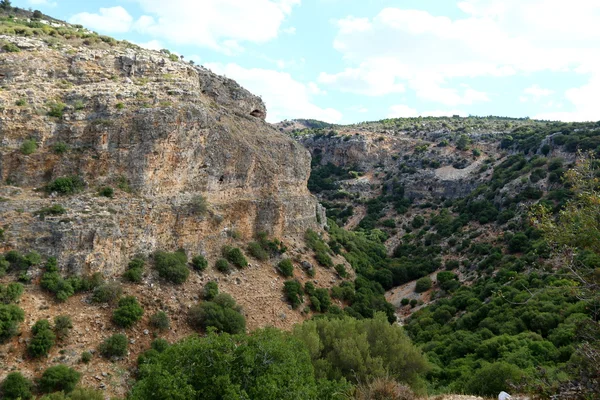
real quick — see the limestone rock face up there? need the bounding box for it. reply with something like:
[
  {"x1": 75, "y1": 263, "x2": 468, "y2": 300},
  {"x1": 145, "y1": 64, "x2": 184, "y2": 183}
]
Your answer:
[{"x1": 0, "y1": 35, "x2": 321, "y2": 275}]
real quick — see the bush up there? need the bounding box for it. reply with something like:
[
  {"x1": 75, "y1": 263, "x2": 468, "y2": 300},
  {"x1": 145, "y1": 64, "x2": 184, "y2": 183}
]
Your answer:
[
  {"x1": 0, "y1": 283, "x2": 24, "y2": 304},
  {"x1": 247, "y1": 242, "x2": 269, "y2": 261},
  {"x1": 91, "y1": 282, "x2": 122, "y2": 304},
  {"x1": 150, "y1": 311, "x2": 170, "y2": 331},
  {"x1": 28, "y1": 319, "x2": 56, "y2": 358},
  {"x1": 0, "y1": 372, "x2": 33, "y2": 400},
  {"x1": 99, "y1": 333, "x2": 127, "y2": 358},
  {"x1": 415, "y1": 277, "x2": 432, "y2": 293},
  {"x1": 47, "y1": 102, "x2": 66, "y2": 118},
  {"x1": 215, "y1": 258, "x2": 230, "y2": 274},
  {"x1": 277, "y1": 259, "x2": 294, "y2": 277},
  {"x1": 53, "y1": 142, "x2": 68, "y2": 154},
  {"x1": 151, "y1": 338, "x2": 170, "y2": 353},
  {"x1": 222, "y1": 246, "x2": 248, "y2": 268},
  {"x1": 2, "y1": 43, "x2": 20, "y2": 53},
  {"x1": 80, "y1": 351, "x2": 92, "y2": 363},
  {"x1": 154, "y1": 250, "x2": 189, "y2": 284},
  {"x1": 188, "y1": 293, "x2": 246, "y2": 334},
  {"x1": 203, "y1": 281, "x2": 219, "y2": 300},
  {"x1": 191, "y1": 255, "x2": 208, "y2": 272},
  {"x1": 20, "y1": 140, "x2": 37, "y2": 155},
  {"x1": 98, "y1": 186, "x2": 114, "y2": 198},
  {"x1": 283, "y1": 280, "x2": 304, "y2": 309},
  {"x1": 401, "y1": 298, "x2": 410, "y2": 306},
  {"x1": 36, "y1": 204, "x2": 67, "y2": 219},
  {"x1": 38, "y1": 365, "x2": 81, "y2": 394},
  {"x1": 46, "y1": 176, "x2": 85, "y2": 195},
  {"x1": 112, "y1": 296, "x2": 144, "y2": 328},
  {"x1": 0, "y1": 304, "x2": 25, "y2": 342},
  {"x1": 40, "y1": 387, "x2": 104, "y2": 400},
  {"x1": 334, "y1": 263, "x2": 348, "y2": 278},
  {"x1": 53, "y1": 315, "x2": 72, "y2": 340},
  {"x1": 466, "y1": 362, "x2": 523, "y2": 396},
  {"x1": 123, "y1": 256, "x2": 144, "y2": 283},
  {"x1": 355, "y1": 378, "x2": 415, "y2": 400}
]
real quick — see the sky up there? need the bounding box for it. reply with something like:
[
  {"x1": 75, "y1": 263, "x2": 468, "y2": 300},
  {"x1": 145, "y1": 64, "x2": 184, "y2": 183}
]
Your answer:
[{"x1": 15, "y1": 0, "x2": 600, "y2": 124}]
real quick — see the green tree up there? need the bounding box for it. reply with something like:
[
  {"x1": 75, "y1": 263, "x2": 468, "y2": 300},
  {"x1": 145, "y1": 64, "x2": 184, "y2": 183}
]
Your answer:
[
  {"x1": 293, "y1": 313, "x2": 429, "y2": 389},
  {"x1": 0, "y1": 372, "x2": 33, "y2": 400},
  {"x1": 0, "y1": 0, "x2": 12, "y2": 11},
  {"x1": 99, "y1": 334, "x2": 127, "y2": 358},
  {"x1": 130, "y1": 328, "x2": 322, "y2": 400},
  {"x1": 112, "y1": 296, "x2": 144, "y2": 328},
  {"x1": 38, "y1": 365, "x2": 81, "y2": 394},
  {"x1": 28, "y1": 319, "x2": 56, "y2": 357}
]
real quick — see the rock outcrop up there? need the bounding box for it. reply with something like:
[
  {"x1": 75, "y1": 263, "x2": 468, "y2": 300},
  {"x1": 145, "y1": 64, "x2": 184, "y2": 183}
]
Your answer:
[{"x1": 0, "y1": 35, "x2": 322, "y2": 275}]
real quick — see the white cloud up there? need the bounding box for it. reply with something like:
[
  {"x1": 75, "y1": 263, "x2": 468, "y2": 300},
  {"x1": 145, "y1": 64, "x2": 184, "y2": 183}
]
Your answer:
[
  {"x1": 131, "y1": 0, "x2": 299, "y2": 52},
  {"x1": 388, "y1": 105, "x2": 466, "y2": 118},
  {"x1": 27, "y1": 0, "x2": 56, "y2": 5},
  {"x1": 135, "y1": 39, "x2": 163, "y2": 51},
  {"x1": 522, "y1": 84, "x2": 554, "y2": 102},
  {"x1": 70, "y1": 7, "x2": 133, "y2": 33},
  {"x1": 534, "y1": 75, "x2": 600, "y2": 122},
  {"x1": 321, "y1": 1, "x2": 600, "y2": 116},
  {"x1": 205, "y1": 63, "x2": 342, "y2": 123}
]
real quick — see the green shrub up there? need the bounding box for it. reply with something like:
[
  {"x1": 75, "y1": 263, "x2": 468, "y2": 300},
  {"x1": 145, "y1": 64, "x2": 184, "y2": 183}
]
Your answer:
[
  {"x1": 0, "y1": 304, "x2": 25, "y2": 343},
  {"x1": 47, "y1": 102, "x2": 66, "y2": 118},
  {"x1": 123, "y1": 255, "x2": 144, "y2": 283},
  {"x1": 38, "y1": 365, "x2": 81, "y2": 394},
  {"x1": 20, "y1": 139, "x2": 37, "y2": 155},
  {"x1": 36, "y1": 204, "x2": 67, "y2": 219},
  {"x1": 154, "y1": 250, "x2": 189, "y2": 284},
  {"x1": 46, "y1": 176, "x2": 85, "y2": 195},
  {"x1": 0, "y1": 372, "x2": 33, "y2": 400},
  {"x1": 169, "y1": 53, "x2": 179, "y2": 61},
  {"x1": 150, "y1": 311, "x2": 170, "y2": 331},
  {"x1": 247, "y1": 242, "x2": 269, "y2": 261},
  {"x1": 28, "y1": 319, "x2": 55, "y2": 357},
  {"x1": 80, "y1": 351, "x2": 92, "y2": 363},
  {"x1": 466, "y1": 362, "x2": 523, "y2": 396},
  {"x1": 222, "y1": 246, "x2": 248, "y2": 268},
  {"x1": 0, "y1": 283, "x2": 24, "y2": 304},
  {"x1": 53, "y1": 315, "x2": 72, "y2": 340},
  {"x1": 215, "y1": 258, "x2": 230, "y2": 274},
  {"x1": 2, "y1": 43, "x2": 20, "y2": 53},
  {"x1": 39, "y1": 386, "x2": 104, "y2": 400},
  {"x1": 99, "y1": 333, "x2": 127, "y2": 358},
  {"x1": 401, "y1": 298, "x2": 410, "y2": 306},
  {"x1": 409, "y1": 299, "x2": 418, "y2": 308},
  {"x1": 112, "y1": 296, "x2": 144, "y2": 328},
  {"x1": 188, "y1": 293, "x2": 246, "y2": 334},
  {"x1": 315, "y1": 250, "x2": 333, "y2": 268},
  {"x1": 415, "y1": 277, "x2": 432, "y2": 293},
  {"x1": 203, "y1": 281, "x2": 219, "y2": 300},
  {"x1": 98, "y1": 186, "x2": 114, "y2": 198},
  {"x1": 293, "y1": 313, "x2": 429, "y2": 386},
  {"x1": 151, "y1": 338, "x2": 170, "y2": 353},
  {"x1": 52, "y1": 142, "x2": 69, "y2": 154},
  {"x1": 91, "y1": 282, "x2": 122, "y2": 304},
  {"x1": 115, "y1": 102, "x2": 125, "y2": 110},
  {"x1": 283, "y1": 280, "x2": 304, "y2": 309},
  {"x1": 191, "y1": 255, "x2": 208, "y2": 272},
  {"x1": 277, "y1": 259, "x2": 294, "y2": 277},
  {"x1": 334, "y1": 264, "x2": 348, "y2": 278}
]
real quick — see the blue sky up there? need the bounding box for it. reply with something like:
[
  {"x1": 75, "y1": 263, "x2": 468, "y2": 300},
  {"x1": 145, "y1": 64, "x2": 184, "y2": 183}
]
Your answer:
[{"x1": 17, "y1": 0, "x2": 600, "y2": 124}]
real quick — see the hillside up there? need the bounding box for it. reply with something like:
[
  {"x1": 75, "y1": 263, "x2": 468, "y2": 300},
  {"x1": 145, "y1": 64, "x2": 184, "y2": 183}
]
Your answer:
[{"x1": 0, "y1": 6, "x2": 599, "y2": 400}]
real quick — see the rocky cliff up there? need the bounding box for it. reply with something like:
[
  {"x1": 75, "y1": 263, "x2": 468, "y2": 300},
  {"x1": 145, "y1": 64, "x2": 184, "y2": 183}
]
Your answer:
[{"x1": 0, "y1": 34, "x2": 324, "y2": 276}]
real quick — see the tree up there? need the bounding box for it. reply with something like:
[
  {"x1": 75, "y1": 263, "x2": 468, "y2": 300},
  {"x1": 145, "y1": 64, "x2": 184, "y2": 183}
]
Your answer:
[
  {"x1": 130, "y1": 328, "x2": 322, "y2": 400},
  {"x1": 99, "y1": 334, "x2": 128, "y2": 358},
  {"x1": 530, "y1": 152, "x2": 600, "y2": 397},
  {"x1": 38, "y1": 365, "x2": 81, "y2": 394},
  {"x1": 0, "y1": 372, "x2": 33, "y2": 400},
  {"x1": 456, "y1": 134, "x2": 471, "y2": 151},
  {"x1": 0, "y1": 0, "x2": 12, "y2": 11}
]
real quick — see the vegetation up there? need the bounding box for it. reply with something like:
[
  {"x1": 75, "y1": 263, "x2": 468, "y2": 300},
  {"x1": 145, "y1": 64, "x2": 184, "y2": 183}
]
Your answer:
[
  {"x1": 112, "y1": 296, "x2": 144, "y2": 328},
  {"x1": 46, "y1": 176, "x2": 85, "y2": 195},
  {"x1": 40, "y1": 257, "x2": 101, "y2": 302},
  {"x1": 0, "y1": 282, "x2": 23, "y2": 304},
  {"x1": 203, "y1": 281, "x2": 219, "y2": 300},
  {"x1": 191, "y1": 254, "x2": 208, "y2": 272},
  {"x1": 27, "y1": 319, "x2": 56, "y2": 358},
  {"x1": 0, "y1": 304, "x2": 24, "y2": 342},
  {"x1": 215, "y1": 258, "x2": 230, "y2": 274},
  {"x1": 20, "y1": 139, "x2": 37, "y2": 155},
  {"x1": 188, "y1": 293, "x2": 246, "y2": 334},
  {"x1": 283, "y1": 280, "x2": 304, "y2": 309},
  {"x1": 123, "y1": 255, "x2": 145, "y2": 283},
  {"x1": 0, "y1": 372, "x2": 32, "y2": 400},
  {"x1": 99, "y1": 333, "x2": 127, "y2": 358},
  {"x1": 277, "y1": 258, "x2": 294, "y2": 277},
  {"x1": 91, "y1": 282, "x2": 122, "y2": 304},
  {"x1": 98, "y1": 186, "x2": 114, "y2": 198},
  {"x1": 150, "y1": 311, "x2": 170, "y2": 331},
  {"x1": 38, "y1": 365, "x2": 81, "y2": 394},
  {"x1": 222, "y1": 246, "x2": 248, "y2": 268},
  {"x1": 154, "y1": 250, "x2": 189, "y2": 284}
]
